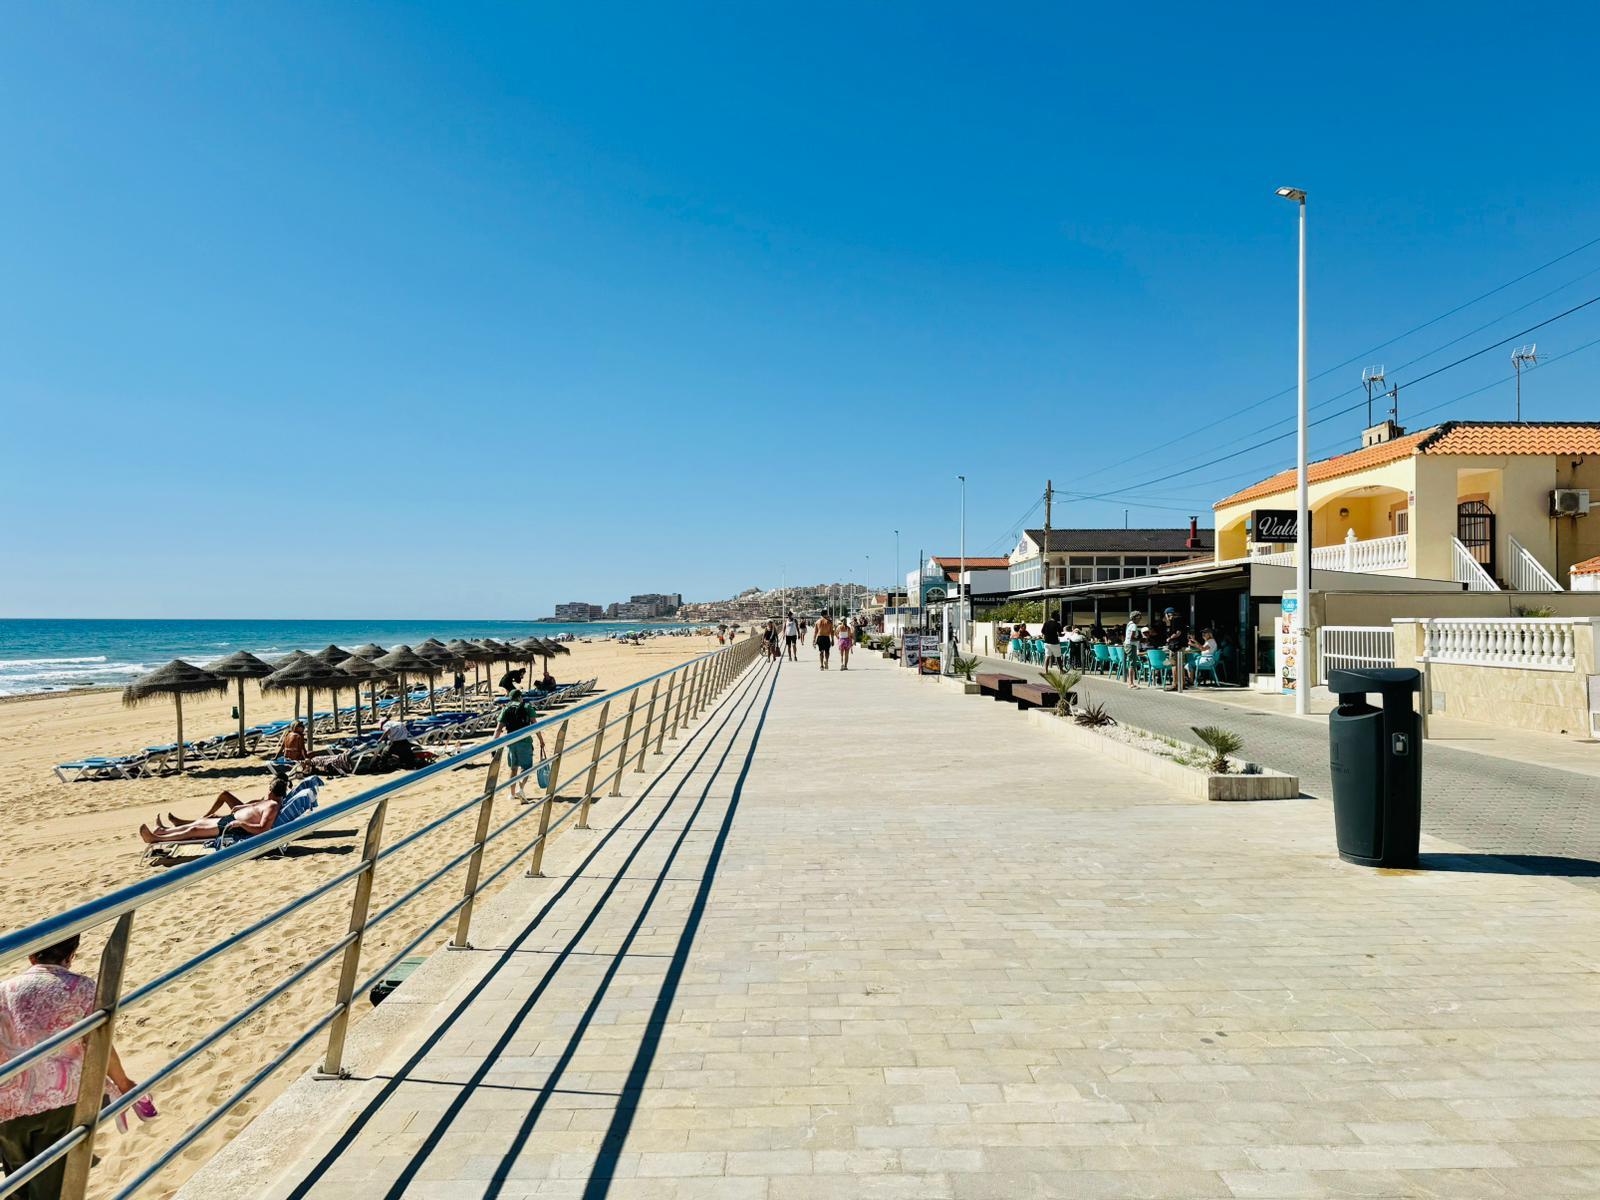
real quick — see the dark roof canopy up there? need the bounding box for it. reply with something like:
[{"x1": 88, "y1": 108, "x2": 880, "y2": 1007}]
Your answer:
[{"x1": 1023, "y1": 527, "x2": 1214, "y2": 554}]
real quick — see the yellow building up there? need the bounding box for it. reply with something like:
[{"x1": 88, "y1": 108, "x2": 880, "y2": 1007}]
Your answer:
[{"x1": 1213, "y1": 421, "x2": 1600, "y2": 590}]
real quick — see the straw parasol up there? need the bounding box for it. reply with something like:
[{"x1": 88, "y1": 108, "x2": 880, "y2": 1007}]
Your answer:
[
  {"x1": 311, "y1": 646, "x2": 354, "y2": 729},
  {"x1": 336, "y1": 654, "x2": 388, "y2": 735},
  {"x1": 351, "y1": 642, "x2": 387, "y2": 661},
  {"x1": 205, "y1": 651, "x2": 275, "y2": 757},
  {"x1": 262, "y1": 657, "x2": 353, "y2": 754},
  {"x1": 372, "y1": 645, "x2": 439, "y2": 716},
  {"x1": 413, "y1": 643, "x2": 461, "y2": 714},
  {"x1": 122, "y1": 660, "x2": 228, "y2": 772},
  {"x1": 269, "y1": 650, "x2": 312, "y2": 720},
  {"x1": 443, "y1": 638, "x2": 480, "y2": 696}
]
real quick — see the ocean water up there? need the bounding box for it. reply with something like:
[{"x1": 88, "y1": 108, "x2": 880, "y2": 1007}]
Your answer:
[{"x1": 0, "y1": 619, "x2": 697, "y2": 697}]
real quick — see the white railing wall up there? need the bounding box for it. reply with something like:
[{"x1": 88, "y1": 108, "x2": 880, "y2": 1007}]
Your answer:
[
  {"x1": 1316, "y1": 625, "x2": 1395, "y2": 684},
  {"x1": 1451, "y1": 537, "x2": 1500, "y2": 591},
  {"x1": 1418, "y1": 617, "x2": 1582, "y2": 672},
  {"x1": 1247, "y1": 531, "x2": 1408, "y2": 574},
  {"x1": 1507, "y1": 535, "x2": 1563, "y2": 592}
]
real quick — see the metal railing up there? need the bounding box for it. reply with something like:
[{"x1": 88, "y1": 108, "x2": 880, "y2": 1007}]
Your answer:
[
  {"x1": 1507, "y1": 535, "x2": 1564, "y2": 592},
  {"x1": 1315, "y1": 625, "x2": 1395, "y2": 685},
  {"x1": 0, "y1": 634, "x2": 765, "y2": 1200}
]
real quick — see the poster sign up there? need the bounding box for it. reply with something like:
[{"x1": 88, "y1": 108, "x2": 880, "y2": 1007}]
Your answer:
[
  {"x1": 918, "y1": 636, "x2": 942, "y2": 676},
  {"x1": 1250, "y1": 508, "x2": 1298, "y2": 543},
  {"x1": 1278, "y1": 590, "x2": 1301, "y2": 696}
]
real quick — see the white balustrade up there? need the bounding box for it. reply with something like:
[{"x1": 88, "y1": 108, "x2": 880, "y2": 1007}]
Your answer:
[
  {"x1": 1249, "y1": 531, "x2": 1408, "y2": 575},
  {"x1": 1507, "y1": 535, "x2": 1563, "y2": 592},
  {"x1": 1418, "y1": 617, "x2": 1582, "y2": 672}
]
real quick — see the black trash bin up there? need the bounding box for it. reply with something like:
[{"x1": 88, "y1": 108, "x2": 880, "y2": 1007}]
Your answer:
[{"x1": 1327, "y1": 667, "x2": 1422, "y2": 868}]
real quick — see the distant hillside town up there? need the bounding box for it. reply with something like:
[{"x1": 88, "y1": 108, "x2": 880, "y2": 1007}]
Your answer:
[{"x1": 677, "y1": 582, "x2": 868, "y2": 623}]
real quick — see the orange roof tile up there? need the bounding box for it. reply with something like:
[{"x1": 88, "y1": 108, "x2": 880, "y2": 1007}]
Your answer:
[
  {"x1": 931, "y1": 556, "x2": 1010, "y2": 569},
  {"x1": 1215, "y1": 421, "x2": 1600, "y2": 509},
  {"x1": 1215, "y1": 427, "x2": 1437, "y2": 508},
  {"x1": 1419, "y1": 422, "x2": 1600, "y2": 456},
  {"x1": 1571, "y1": 554, "x2": 1600, "y2": 577}
]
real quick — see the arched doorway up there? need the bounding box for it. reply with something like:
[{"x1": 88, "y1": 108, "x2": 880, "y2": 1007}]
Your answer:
[{"x1": 1457, "y1": 500, "x2": 1496, "y2": 577}]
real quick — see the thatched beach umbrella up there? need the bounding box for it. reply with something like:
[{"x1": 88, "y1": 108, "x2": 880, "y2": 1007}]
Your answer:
[
  {"x1": 122, "y1": 660, "x2": 227, "y2": 772},
  {"x1": 311, "y1": 646, "x2": 354, "y2": 729},
  {"x1": 351, "y1": 642, "x2": 387, "y2": 661},
  {"x1": 205, "y1": 651, "x2": 275, "y2": 757},
  {"x1": 262, "y1": 657, "x2": 352, "y2": 754},
  {"x1": 413, "y1": 643, "x2": 461, "y2": 714},
  {"x1": 269, "y1": 650, "x2": 312, "y2": 721},
  {"x1": 445, "y1": 639, "x2": 482, "y2": 694},
  {"x1": 336, "y1": 655, "x2": 388, "y2": 735},
  {"x1": 372, "y1": 645, "x2": 439, "y2": 716}
]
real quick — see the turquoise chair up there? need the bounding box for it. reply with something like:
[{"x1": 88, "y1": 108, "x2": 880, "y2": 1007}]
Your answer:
[
  {"x1": 1032, "y1": 638, "x2": 1045, "y2": 665},
  {"x1": 1109, "y1": 644, "x2": 1126, "y2": 677},
  {"x1": 1090, "y1": 643, "x2": 1112, "y2": 673},
  {"x1": 1192, "y1": 651, "x2": 1222, "y2": 686},
  {"x1": 1143, "y1": 647, "x2": 1171, "y2": 687}
]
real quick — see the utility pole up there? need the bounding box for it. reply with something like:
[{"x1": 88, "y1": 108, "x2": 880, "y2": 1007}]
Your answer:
[
  {"x1": 1042, "y1": 479, "x2": 1053, "y2": 623},
  {"x1": 957, "y1": 476, "x2": 967, "y2": 653}
]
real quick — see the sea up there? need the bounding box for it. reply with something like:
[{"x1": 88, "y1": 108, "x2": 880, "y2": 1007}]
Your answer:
[{"x1": 0, "y1": 619, "x2": 700, "y2": 698}]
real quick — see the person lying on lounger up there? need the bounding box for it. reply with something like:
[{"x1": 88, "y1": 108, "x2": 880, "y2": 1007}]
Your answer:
[
  {"x1": 139, "y1": 789, "x2": 282, "y2": 845},
  {"x1": 159, "y1": 776, "x2": 289, "y2": 829}
]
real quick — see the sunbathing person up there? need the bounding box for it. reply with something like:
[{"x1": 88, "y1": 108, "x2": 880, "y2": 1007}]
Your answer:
[
  {"x1": 140, "y1": 791, "x2": 281, "y2": 845},
  {"x1": 161, "y1": 777, "x2": 289, "y2": 829}
]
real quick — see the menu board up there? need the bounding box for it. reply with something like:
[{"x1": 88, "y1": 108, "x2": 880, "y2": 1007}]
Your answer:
[{"x1": 1278, "y1": 591, "x2": 1301, "y2": 695}]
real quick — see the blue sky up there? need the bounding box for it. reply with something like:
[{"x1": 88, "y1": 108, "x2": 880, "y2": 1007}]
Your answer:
[{"x1": 4, "y1": 2, "x2": 1599, "y2": 617}]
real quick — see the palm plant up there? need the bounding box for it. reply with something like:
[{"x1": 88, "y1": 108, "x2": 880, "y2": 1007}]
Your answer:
[
  {"x1": 952, "y1": 654, "x2": 980, "y2": 680},
  {"x1": 1190, "y1": 725, "x2": 1244, "y2": 774},
  {"x1": 1074, "y1": 700, "x2": 1115, "y2": 727},
  {"x1": 1042, "y1": 667, "x2": 1083, "y2": 716}
]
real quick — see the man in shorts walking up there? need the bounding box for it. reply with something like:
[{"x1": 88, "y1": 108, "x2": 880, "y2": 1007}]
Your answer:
[
  {"x1": 783, "y1": 612, "x2": 800, "y2": 661},
  {"x1": 496, "y1": 689, "x2": 537, "y2": 802}
]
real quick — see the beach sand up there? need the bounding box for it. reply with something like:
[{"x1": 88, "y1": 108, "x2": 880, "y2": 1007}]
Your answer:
[{"x1": 0, "y1": 634, "x2": 721, "y2": 1199}]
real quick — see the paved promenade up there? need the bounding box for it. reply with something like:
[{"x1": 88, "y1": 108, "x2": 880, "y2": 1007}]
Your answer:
[{"x1": 227, "y1": 652, "x2": 1600, "y2": 1198}]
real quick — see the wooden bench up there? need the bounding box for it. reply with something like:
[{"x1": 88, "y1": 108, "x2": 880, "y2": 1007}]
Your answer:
[
  {"x1": 975, "y1": 672, "x2": 1026, "y2": 702},
  {"x1": 1011, "y1": 682, "x2": 1060, "y2": 710}
]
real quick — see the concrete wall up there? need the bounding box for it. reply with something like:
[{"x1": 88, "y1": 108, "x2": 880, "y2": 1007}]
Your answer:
[
  {"x1": 1393, "y1": 619, "x2": 1599, "y2": 737},
  {"x1": 1322, "y1": 590, "x2": 1600, "y2": 625}
]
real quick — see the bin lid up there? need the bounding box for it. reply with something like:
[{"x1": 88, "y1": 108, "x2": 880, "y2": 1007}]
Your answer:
[{"x1": 1326, "y1": 667, "x2": 1421, "y2": 695}]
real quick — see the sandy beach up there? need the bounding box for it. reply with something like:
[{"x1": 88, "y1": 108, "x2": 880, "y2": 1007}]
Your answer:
[{"x1": 0, "y1": 634, "x2": 720, "y2": 1199}]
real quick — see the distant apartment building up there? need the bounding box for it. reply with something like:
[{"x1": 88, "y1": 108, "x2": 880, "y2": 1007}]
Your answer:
[
  {"x1": 604, "y1": 593, "x2": 683, "y2": 619},
  {"x1": 554, "y1": 602, "x2": 603, "y2": 621}
]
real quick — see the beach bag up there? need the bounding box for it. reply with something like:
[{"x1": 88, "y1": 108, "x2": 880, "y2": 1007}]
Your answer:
[{"x1": 536, "y1": 762, "x2": 551, "y2": 790}]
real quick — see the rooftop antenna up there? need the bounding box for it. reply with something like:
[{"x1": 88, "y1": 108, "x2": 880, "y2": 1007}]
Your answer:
[
  {"x1": 1511, "y1": 344, "x2": 1539, "y2": 422},
  {"x1": 1361, "y1": 365, "x2": 1387, "y2": 427}
]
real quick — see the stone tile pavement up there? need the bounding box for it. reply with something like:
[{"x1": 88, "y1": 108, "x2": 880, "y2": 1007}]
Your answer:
[
  {"x1": 981, "y1": 654, "x2": 1600, "y2": 880},
  {"x1": 218, "y1": 650, "x2": 1600, "y2": 1198}
]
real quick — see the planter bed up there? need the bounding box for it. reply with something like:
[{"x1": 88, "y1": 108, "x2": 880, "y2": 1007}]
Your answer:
[
  {"x1": 938, "y1": 675, "x2": 981, "y2": 695},
  {"x1": 1022, "y1": 708, "x2": 1300, "y2": 802}
]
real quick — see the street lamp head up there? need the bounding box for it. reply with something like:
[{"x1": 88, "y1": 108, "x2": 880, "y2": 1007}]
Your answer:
[{"x1": 1275, "y1": 186, "x2": 1306, "y2": 203}]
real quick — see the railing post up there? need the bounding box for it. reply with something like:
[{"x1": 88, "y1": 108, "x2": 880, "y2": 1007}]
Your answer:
[
  {"x1": 577, "y1": 700, "x2": 610, "y2": 830},
  {"x1": 637, "y1": 680, "x2": 660, "y2": 770},
  {"x1": 611, "y1": 691, "x2": 638, "y2": 796},
  {"x1": 672, "y1": 663, "x2": 696, "y2": 737},
  {"x1": 690, "y1": 659, "x2": 709, "y2": 717},
  {"x1": 527, "y1": 719, "x2": 568, "y2": 878},
  {"x1": 450, "y1": 746, "x2": 504, "y2": 950},
  {"x1": 657, "y1": 673, "x2": 677, "y2": 748},
  {"x1": 59, "y1": 912, "x2": 134, "y2": 1200},
  {"x1": 319, "y1": 798, "x2": 388, "y2": 1079}
]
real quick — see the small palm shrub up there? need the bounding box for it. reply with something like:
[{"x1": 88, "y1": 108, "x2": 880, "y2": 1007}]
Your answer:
[
  {"x1": 1043, "y1": 668, "x2": 1083, "y2": 716},
  {"x1": 1191, "y1": 725, "x2": 1244, "y2": 774},
  {"x1": 1074, "y1": 700, "x2": 1115, "y2": 727},
  {"x1": 952, "y1": 654, "x2": 980, "y2": 680}
]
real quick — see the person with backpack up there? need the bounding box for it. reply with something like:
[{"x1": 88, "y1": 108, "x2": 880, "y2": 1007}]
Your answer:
[{"x1": 496, "y1": 689, "x2": 539, "y2": 803}]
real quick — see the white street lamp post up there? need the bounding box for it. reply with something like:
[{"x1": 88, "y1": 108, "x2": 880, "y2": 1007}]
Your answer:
[
  {"x1": 1277, "y1": 186, "x2": 1311, "y2": 716},
  {"x1": 958, "y1": 474, "x2": 967, "y2": 657}
]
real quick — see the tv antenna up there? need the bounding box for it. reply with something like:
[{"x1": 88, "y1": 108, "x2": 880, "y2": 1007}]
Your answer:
[
  {"x1": 1511, "y1": 344, "x2": 1539, "y2": 422},
  {"x1": 1361, "y1": 365, "x2": 1387, "y2": 426}
]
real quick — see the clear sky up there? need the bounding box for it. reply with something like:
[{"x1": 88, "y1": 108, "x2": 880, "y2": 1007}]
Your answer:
[{"x1": 4, "y1": 2, "x2": 1599, "y2": 618}]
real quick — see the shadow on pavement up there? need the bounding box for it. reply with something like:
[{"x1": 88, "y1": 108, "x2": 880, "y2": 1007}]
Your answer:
[{"x1": 1418, "y1": 852, "x2": 1600, "y2": 878}]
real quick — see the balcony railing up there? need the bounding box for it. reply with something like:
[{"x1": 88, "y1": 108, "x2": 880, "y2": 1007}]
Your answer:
[
  {"x1": 1507, "y1": 535, "x2": 1564, "y2": 592},
  {"x1": 1418, "y1": 617, "x2": 1585, "y2": 671},
  {"x1": 1452, "y1": 537, "x2": 1500, "y2": 591},
  {"x1": 1248, "y1": 531, "x2": 1408, "y2": 574}
]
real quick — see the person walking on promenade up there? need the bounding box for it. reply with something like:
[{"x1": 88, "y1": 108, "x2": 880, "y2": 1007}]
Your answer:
[
  {"x1": 782, "y1": 613, "x2": 800, "y2": 661},
  {"x1": 1123, "y1": 611, "x2": 1144, "y2": 688},
  {"x1": 1041, "y1": 611, "x2": 1063, "y2": 669},
  {"x1": 838, "y1": 621, "x2": 854, "y2": 670},
  {"x1": 496, "y1": 689, "x2": 537, "y2": 803},
  {"x1": 0, "y1": 937, "x2": 142, "y2": 1200},
  {"x1": 814, "y1": 614, "x2": 835, "y2": 670}
]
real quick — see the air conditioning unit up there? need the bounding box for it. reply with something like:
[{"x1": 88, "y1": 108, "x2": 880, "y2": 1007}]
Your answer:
[{"x1": 1551, "y1": 488, "x2": 1591, "y2": 516}]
